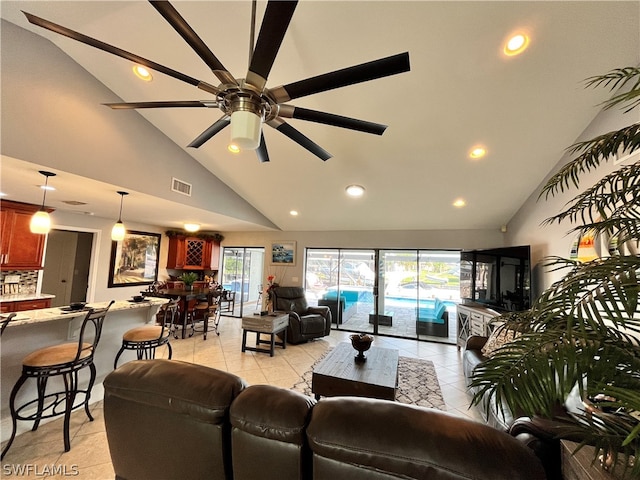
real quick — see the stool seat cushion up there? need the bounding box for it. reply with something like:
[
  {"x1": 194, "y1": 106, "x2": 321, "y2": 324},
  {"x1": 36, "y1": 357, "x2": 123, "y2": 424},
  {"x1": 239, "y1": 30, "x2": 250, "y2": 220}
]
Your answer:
[
  {"x1": 122, "y1": 325, "x2": 166, "y2": 342},
  {"x1": 23, "y1": 343, "x2": 92, "y2": 367}
]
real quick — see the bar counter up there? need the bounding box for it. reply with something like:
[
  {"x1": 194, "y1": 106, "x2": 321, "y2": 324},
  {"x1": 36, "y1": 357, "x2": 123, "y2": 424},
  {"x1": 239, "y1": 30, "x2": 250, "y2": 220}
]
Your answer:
[
  {"x1": 1, "y1": 299, "x2": 167, "y2": 328},
  {"x1": 0, "y1": 298, "x2": 168, "y2": 442}
]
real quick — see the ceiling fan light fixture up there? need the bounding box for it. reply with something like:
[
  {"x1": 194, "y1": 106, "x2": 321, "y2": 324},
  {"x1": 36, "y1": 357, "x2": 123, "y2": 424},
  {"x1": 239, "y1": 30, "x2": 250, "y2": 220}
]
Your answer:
[{"x1": 230, "y1": 110, "x2": 261, "y2": 150}]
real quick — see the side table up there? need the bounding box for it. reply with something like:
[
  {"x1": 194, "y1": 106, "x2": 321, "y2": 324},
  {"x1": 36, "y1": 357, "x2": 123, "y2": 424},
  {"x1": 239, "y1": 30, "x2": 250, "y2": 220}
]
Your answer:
[
  {"x1": 561, "y1": 440, "x2": 627, "y2": 480},
  {"x1": 241, "y1": 312, "x2": 289, "y2": 357}
]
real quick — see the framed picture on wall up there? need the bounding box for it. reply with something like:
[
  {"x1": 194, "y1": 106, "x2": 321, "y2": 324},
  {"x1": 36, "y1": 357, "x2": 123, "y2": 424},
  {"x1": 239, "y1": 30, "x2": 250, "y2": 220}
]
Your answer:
[
  {"x1": 108, "y1": 230, "x2": 161, "y2": 287},
  {"x1": 270, "y1": 241, "x2": 296, "y2": 266}
]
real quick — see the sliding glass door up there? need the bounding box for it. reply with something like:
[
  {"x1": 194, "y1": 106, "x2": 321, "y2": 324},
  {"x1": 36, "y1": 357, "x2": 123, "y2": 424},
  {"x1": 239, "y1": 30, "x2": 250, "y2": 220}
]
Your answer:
[
  {"x1": 306, "y1": 248, "x2": 460, "y2": 343},
  {"x1": 305, "y1": 249, "x2": 375, "y2": 333},
  {"x1": 220, "y1": 247, "x2": 265, "y2": 317}
]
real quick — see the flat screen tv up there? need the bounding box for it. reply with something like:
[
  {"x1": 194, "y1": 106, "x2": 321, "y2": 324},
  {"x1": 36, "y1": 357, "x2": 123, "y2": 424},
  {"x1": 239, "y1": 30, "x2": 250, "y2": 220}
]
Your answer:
[{"x1": 460, "y1": 245, "x2": 531, "y2": 312}]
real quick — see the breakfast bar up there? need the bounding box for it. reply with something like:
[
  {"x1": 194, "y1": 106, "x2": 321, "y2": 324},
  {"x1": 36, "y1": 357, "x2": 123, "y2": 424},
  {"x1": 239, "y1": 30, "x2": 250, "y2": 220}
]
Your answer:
[{"x1": 0, "y1": 299, "x2": 166, "y2": 442}]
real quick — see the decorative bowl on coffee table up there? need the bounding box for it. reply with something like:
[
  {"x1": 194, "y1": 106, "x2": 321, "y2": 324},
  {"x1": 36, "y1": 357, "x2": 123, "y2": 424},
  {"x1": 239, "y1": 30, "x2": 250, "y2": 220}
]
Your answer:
[{"x1": 350, "y1": 333, "x2": 373, "y2": 362}]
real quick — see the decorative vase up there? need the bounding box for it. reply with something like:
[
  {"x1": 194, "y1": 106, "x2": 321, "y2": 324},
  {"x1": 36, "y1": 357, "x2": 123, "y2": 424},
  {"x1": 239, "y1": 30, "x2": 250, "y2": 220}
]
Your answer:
[{"x1": 350, "y1": 333, "x2": 373, "y2": 362}]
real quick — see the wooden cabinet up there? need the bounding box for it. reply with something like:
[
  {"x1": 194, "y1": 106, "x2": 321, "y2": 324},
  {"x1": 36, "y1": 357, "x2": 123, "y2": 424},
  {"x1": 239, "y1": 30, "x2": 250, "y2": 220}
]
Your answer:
[
  {"x1": 166, "y1": 236, "x2": 220, "y2": 270},
  {"x1": 1, "y1": 298, "x2": 52, "y2": 312},
  {"x1": 0, "y1": 200, "x2": 49, "y2": 270},
  {"x1": 457, "y1": 304, "x2": 499, "y2": 349}
]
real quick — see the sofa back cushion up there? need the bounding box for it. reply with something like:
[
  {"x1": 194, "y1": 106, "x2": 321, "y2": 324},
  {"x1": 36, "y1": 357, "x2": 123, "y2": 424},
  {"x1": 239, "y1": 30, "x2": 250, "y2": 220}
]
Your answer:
[
  {"x1": 306, "y1": 397, "x2": 546, "y2": 480},
  {"x1": 230, "y1": 385, "x2": 316, "y2": 480},
  {"x1": 104, "y1": 359, "x2": 246, "y2": 480}
]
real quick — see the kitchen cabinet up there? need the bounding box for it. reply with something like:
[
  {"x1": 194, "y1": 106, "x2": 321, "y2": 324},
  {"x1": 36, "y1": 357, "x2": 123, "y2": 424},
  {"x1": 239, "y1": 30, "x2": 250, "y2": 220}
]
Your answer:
[
  {"x1": 1, "y1": 298, "x2": 52, "y2": 312},
  {"x1": 0, "y1": 200, "x2": 50, "y2": 270},
  {"x1": 166, "y1": 236, "x2": 220, "y2": 270}
]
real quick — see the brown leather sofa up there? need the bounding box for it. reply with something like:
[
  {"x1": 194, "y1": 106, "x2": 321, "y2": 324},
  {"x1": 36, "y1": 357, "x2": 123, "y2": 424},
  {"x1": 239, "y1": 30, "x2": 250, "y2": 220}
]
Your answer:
[
  {"x1": 462, "y1": 335, "x2": 516, "y2": 430},
  {"x1": 271, "y1": 286, "x2": 331, "y2": 344},
  {"x1": 104, "y1": 359, "x2": 547, "y2": 480}
]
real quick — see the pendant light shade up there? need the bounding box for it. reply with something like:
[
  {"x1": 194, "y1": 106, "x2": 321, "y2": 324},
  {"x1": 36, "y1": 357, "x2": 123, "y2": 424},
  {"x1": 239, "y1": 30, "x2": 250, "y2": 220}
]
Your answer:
[
  {"x1": 30, "y1": 171, "x2": 56, "y2": 234},
  {"x1": 111, "y1": 191, "x2": 129, "y2": 241}
]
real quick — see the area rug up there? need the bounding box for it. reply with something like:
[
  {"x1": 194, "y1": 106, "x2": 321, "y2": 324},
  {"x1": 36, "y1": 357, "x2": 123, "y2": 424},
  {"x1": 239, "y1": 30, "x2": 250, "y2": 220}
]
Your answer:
[{"x1": 291, "y1": 351, "x2": 446, "y2": 410}]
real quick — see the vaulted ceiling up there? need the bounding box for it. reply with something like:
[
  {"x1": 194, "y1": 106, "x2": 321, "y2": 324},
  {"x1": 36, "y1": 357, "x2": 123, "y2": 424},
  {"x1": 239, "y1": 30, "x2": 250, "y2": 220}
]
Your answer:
[{"x1": 1, "y1": 1, "x2": 639, "y2": 232}]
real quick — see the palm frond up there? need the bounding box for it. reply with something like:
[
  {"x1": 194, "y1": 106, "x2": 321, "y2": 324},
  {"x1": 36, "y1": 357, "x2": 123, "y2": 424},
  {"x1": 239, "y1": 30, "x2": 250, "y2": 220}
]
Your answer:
[
  {"x1": 540, "y1": 123, "x2": 640, "y2": 199},
  {"x1": 585, "y1": 67, "x2": 640, "y2": 112},
  {"x1": 542, "y1": 162, "x2": 640, "y2": 226}
]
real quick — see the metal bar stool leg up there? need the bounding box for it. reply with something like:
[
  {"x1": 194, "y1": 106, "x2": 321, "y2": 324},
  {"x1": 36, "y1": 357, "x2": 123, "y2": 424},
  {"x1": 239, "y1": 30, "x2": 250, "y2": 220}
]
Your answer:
[{"x1": 1, "y1": 374, "x2": 28, "y2": 460}]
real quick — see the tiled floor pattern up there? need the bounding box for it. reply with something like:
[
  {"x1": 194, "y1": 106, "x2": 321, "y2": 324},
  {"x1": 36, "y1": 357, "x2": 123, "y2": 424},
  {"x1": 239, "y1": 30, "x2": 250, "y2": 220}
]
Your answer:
[{"x1": 0, "y1": 316, "x2": 482, "y2": 479}]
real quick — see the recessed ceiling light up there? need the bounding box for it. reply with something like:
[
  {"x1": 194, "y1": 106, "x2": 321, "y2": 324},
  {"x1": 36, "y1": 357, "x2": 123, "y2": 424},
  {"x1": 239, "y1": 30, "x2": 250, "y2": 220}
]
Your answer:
[
  {"x1": 469, "y1": 146, "x2": 487, "y2": 159},
  {"x1": 132, "y1": 64, "x2": 152, "y2": 81},
  {"x1": 504, "y1": 33, "x2": 529, "y2": 56},
  {"x1": 228, "y1": 143, "x2": 241, "y2": 154},
  {"x1": 453, "y1": 198, "x2": 466, "y2": 208},
  {"x1": 0, "y1": 192, "x2": 7, "y2": 197},
  {"x1": 290, "y1": 210, "x2": 299, "y2": 216},
  {"x1": 345, "y1": 185, "x2": 365, "y2": 197},
  {"x1": 184, "y1": 223, "x2": 200, "y2": 232},
  {"x1": 39, "y1": 184, "x2": 56, "y2": 191}
]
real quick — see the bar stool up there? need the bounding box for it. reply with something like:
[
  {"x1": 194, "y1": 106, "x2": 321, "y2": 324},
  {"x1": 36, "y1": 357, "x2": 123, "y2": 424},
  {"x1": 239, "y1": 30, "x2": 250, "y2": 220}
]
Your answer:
[
  {"x1": 191, "y1": 291, "x2": 222, "y2": 340},
  {"x1": 1, "y1": 302, "x2": 114, "y2": 460},
  {"x1": 113, "y1": 299, "x2": 178, "y2": 368},
  {"x1": 1, "y1": 312, "x2": 17, "y2": 336}
]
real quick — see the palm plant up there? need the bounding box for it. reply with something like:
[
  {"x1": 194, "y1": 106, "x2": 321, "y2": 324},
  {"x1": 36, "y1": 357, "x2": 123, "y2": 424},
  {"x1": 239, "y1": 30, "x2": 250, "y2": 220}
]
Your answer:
[{"x1": 470, "y1": 67, "x2": 640, "y2": 476}]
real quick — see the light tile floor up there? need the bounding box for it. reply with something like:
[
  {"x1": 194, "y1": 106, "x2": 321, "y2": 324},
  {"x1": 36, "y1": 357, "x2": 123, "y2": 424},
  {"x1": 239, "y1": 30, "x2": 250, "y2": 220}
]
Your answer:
[{"x1": 0, "y1": 317, "x2": 482, "y2": 479}]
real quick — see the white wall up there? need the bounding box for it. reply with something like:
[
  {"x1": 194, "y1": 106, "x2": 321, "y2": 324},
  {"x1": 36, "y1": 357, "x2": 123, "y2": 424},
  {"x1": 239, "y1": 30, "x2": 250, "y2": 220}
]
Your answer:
[
  {"x1": 506, "y1": 92, "x2": 636, "y2": 293},
  {"x1": 48, "y1": 210, "x2": 171, "y2": 303}
]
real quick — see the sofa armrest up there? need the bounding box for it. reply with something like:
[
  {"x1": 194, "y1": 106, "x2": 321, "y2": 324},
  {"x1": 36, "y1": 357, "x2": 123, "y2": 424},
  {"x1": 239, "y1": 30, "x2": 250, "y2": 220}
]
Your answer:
[
  {"x1": 308, "y1": 305, "x2": 331, "y2": 321},
  {"x1": 307, "y1": 305, "x2": 331, "y2": 334},
  {"x1": 466, "y1": 335, "x2": 489, "y2": 351}
]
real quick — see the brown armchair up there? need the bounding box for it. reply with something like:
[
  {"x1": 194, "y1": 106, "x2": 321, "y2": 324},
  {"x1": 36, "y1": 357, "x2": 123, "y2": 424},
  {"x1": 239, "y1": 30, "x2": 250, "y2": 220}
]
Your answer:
[{"x1": 271, "y1": 286, "x2": 331, "y2": 344}]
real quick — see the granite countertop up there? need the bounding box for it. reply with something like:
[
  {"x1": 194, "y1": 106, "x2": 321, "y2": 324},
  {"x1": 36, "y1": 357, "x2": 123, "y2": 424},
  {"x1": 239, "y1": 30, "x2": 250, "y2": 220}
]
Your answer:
[
  {"x1": 0, "y1": 298, "x2": 167, "y2": 328},
  {"x1": 0, "y1": 293, "x2": 56, "y2": 303}
]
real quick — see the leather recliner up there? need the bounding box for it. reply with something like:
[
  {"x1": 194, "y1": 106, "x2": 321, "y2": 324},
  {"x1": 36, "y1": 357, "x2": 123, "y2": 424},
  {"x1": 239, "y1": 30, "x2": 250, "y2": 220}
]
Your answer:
[{"x1": 271, "y1": 286, "x2": 331, "y2": 344}]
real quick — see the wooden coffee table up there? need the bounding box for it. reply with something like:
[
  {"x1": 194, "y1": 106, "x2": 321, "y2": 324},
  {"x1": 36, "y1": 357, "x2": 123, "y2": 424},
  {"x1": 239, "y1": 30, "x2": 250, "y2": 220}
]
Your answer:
[{"x1": 311, "y1": 342, "x2": 399, "y2": 400}]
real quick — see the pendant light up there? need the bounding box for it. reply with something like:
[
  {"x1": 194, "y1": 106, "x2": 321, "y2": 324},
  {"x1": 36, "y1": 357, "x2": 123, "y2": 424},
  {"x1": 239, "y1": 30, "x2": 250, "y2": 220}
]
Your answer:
[
  {"x1": 30, "y1": 171, "x2": 56, "y2": 234},
  {"x1": 111, "y1": 191, "x2": 129, "y2": 241}
]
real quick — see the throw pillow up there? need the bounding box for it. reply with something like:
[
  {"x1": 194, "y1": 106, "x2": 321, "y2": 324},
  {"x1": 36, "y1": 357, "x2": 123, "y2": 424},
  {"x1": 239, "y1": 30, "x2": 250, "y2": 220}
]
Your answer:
[{"x1": 481, "y1": 324, "x2": 520, "y2": 357}]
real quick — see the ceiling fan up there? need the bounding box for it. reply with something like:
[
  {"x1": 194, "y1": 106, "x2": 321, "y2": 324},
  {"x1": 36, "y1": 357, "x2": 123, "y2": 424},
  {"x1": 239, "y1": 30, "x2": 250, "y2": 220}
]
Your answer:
[{"x1": 23, "y1": 1, "x2": 410, "y2": 163}]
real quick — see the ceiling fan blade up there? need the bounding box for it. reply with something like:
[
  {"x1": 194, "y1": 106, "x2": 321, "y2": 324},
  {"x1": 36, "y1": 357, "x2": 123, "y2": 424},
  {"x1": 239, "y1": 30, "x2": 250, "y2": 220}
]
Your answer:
[
  {"x1": 245, "y1": 0, "x2": 297, "y2": 92},
  {"x1": 103, "y1": 101, "x2": 215, "y2": 109},
  {"x1": 270, "y1": 52, "x2": 410, "y2": 103},
  {"x1": 268, "y1": 118, "x2": 331, "y2": 161},
  {"x1": 278, "y1": 105, "x2": 387, "y2": 135},
  {"x1": 22, "y1": 11, "x2": 219, "y2": 96},
  {"x1": 150, "y1": 1, "x2": 237, "y2": 86},
  {"x1": 187, "y1": 116, "x2": 231, "y2": 148},
  {"x1": 256, "y1": 134, "x2": 270, "y2": 163}
]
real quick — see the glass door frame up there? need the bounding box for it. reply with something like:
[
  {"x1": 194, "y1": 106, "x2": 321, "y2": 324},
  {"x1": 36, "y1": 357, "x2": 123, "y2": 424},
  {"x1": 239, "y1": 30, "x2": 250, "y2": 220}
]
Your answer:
[{"x1": 220, "y1": 247, "x2": 265, "y2": 318}]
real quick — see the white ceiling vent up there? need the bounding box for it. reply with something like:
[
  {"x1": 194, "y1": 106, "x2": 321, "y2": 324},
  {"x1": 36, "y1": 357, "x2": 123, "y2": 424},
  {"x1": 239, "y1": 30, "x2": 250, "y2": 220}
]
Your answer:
[{"x1": 171, "y1": 177, "x2": 192, "y2": 196}]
